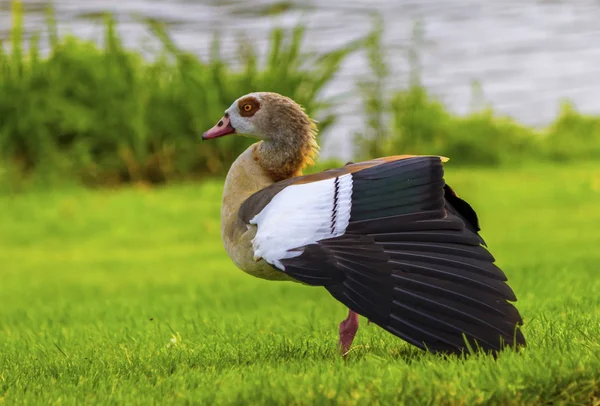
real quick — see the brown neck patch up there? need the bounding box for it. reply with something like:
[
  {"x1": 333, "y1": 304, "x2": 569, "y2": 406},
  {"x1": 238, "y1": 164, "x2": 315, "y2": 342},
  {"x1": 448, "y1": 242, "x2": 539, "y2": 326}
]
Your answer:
[
  {"x1": 238, "y1": 96, "x2": 261, "y2": 117},
  {"x1": 254, "y1": 126, "x2": 319, "y2": 182},
  {"x1": 245, "y1": 92, "x2": 319, "y2": 182}
]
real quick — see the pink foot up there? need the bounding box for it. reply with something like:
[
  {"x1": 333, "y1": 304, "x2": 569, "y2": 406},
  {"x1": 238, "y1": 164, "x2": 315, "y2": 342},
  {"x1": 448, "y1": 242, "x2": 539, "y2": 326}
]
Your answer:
[{"x1": 339, "y1": 309, "x2": 360, "y2": 355}]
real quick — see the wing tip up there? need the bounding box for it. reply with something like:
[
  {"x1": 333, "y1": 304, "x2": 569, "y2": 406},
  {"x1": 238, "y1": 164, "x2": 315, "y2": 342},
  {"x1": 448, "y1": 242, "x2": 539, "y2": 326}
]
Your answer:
[{"x1": 415, "y1": 324, "x2": 527, "y2": 356}]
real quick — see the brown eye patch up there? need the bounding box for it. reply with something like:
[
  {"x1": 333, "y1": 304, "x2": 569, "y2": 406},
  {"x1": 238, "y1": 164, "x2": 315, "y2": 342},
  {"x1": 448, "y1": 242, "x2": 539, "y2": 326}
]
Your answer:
[{"x1": 237, "y1": 97, "x2": 261, "y2": 117}]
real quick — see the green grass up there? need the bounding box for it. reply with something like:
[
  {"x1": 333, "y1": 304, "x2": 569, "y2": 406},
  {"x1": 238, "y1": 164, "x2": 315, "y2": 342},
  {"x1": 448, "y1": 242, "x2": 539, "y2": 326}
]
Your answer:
[{"x1": 1, "y1": 163, "x2": 600, "y2": 405}]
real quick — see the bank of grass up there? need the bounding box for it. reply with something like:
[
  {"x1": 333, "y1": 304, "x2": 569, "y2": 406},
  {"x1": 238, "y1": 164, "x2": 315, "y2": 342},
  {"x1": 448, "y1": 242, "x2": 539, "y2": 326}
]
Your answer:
[{"x1": 1, "y1": 162, "x2": 599, "y2": 404}]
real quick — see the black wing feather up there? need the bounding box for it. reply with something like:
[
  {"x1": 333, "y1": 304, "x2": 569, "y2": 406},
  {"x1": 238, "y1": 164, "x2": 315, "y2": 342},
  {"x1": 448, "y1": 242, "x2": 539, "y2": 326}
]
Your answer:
[
  {"x1": 279, "y1": 156, "x2": 525, "y2": 355},
  {"x1": 444, "y1": 184, "x2": 484, "y2": 243}
]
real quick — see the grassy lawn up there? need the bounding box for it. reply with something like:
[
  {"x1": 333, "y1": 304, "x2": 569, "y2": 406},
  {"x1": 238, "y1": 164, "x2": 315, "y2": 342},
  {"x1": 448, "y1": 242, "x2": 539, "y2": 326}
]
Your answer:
[{"x1": 1, "y1": 163, "x2": 599, "y2": 405}]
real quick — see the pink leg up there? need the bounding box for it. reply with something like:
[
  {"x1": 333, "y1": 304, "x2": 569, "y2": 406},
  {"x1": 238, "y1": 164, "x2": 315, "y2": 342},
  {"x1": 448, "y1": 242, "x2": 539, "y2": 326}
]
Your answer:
[{"x1": 338, "y1": 309, "x2": 360, "y2": 355}]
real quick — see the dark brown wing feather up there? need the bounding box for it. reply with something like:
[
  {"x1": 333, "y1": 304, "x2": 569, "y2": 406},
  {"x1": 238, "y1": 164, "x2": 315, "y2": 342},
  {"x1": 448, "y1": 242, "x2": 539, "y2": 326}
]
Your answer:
[
  {"x1": 346, "y1": 160, "x2": 483, "y2": 238},
  {"x1": 444, "y1": 184, "x2": 483, "y2": 241},
  {"x1": 275, "y1": 156, "x2": 525, "y2": 355}
]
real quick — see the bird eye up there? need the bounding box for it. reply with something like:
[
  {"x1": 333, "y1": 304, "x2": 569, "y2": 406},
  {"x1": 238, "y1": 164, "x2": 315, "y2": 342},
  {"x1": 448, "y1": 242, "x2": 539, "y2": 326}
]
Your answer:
[{"x1": 243, "y1": 104, "x2": 252, "y2": 112}]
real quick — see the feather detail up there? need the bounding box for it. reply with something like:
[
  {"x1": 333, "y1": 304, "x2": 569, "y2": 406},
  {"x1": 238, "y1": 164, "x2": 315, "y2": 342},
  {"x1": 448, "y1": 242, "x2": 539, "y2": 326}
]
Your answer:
[
  {"x1": 249, "y1": 174, "x2": 353, "y2": 269},
  {"x1": 271, "y1": 156, "x2": 525, "y2": 354}
]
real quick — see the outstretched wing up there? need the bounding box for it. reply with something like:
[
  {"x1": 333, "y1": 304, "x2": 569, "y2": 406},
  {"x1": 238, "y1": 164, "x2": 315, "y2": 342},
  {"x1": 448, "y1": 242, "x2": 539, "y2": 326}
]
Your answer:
[{"x1": 239, "y1": 156, "x2": 526, "y2": 354}]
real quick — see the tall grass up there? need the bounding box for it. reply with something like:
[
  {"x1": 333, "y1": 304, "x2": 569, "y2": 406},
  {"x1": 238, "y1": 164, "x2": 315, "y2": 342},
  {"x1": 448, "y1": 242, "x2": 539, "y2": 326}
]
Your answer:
[
  {"x1": 359, "y1": 86, "x2": 600, "y2": 166},
  {"x1": 0, "y1": 1, "x2": 359, "y2": 187}
]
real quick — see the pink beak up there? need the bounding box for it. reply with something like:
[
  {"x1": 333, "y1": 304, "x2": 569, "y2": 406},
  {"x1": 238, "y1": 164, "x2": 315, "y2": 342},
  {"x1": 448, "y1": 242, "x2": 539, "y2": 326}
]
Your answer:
[{"x1": 202, "y1": 114, "x2": 236, "y2": 140}]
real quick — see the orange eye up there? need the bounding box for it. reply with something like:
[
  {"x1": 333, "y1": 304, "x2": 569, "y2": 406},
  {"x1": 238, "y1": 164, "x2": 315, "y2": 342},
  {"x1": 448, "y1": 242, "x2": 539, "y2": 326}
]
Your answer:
[{"x1": 243, "y1": 104, "x2": 252, "y2": 112}]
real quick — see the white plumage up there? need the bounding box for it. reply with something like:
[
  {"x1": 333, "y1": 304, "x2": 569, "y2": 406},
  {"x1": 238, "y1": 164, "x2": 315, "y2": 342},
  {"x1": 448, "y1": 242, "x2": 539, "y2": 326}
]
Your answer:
[{"x1": 249, "y1": 174, "x2": 353, "y2": 270}]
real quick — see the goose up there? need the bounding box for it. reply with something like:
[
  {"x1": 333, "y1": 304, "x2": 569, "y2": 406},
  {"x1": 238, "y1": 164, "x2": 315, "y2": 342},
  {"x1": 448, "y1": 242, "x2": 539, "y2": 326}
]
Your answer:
[{"x1": 202, "y1": 91, "x2": 526, "y2": 355}]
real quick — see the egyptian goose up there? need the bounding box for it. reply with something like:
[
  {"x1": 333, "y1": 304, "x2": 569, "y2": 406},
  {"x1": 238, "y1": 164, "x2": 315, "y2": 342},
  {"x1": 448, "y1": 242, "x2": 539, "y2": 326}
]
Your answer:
[{"x1": 202, "y1": 92, "x2": 526, "y2": 355}]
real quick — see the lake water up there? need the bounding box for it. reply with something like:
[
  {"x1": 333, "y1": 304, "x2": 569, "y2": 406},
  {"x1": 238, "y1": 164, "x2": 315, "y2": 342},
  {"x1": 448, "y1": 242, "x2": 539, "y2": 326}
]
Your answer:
[{"x1": 3, "y1": 0, "x2": 600, "y2": 159}]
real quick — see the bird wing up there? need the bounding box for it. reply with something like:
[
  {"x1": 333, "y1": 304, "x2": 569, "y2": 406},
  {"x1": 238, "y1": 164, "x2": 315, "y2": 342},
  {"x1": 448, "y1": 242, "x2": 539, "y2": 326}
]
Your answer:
[{"x1": 238, "y1": 155, "x2": 525, "y2": 354}]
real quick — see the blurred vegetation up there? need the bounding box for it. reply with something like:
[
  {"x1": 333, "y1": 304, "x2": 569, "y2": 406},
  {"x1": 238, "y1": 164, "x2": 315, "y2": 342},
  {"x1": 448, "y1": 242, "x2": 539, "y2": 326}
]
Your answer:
[
  {"x1": 1, "y1": 2, "x2": 600, "y2": 190},
  {"x1": 356, "y1": 84, "x2": 600, "y2": 167},
  {"x1": 354, "y1": 20, "x2": 600, "y2": 166},
  {"x1": 0, "y1": 1, "x2": 358, "y2": 188}
]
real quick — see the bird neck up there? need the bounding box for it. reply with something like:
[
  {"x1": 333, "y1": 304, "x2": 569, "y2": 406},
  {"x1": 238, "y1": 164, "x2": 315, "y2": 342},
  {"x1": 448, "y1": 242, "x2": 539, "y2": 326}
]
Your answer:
[{"x1": 254, "y1": 126, "x2": 319, "y2": 182}]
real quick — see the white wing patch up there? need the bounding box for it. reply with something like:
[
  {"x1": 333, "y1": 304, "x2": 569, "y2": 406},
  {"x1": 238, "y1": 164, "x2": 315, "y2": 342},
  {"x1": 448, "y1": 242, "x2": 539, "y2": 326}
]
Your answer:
[{"x1": 249, "y1": 174, "x2": 353, "y2": 270}]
